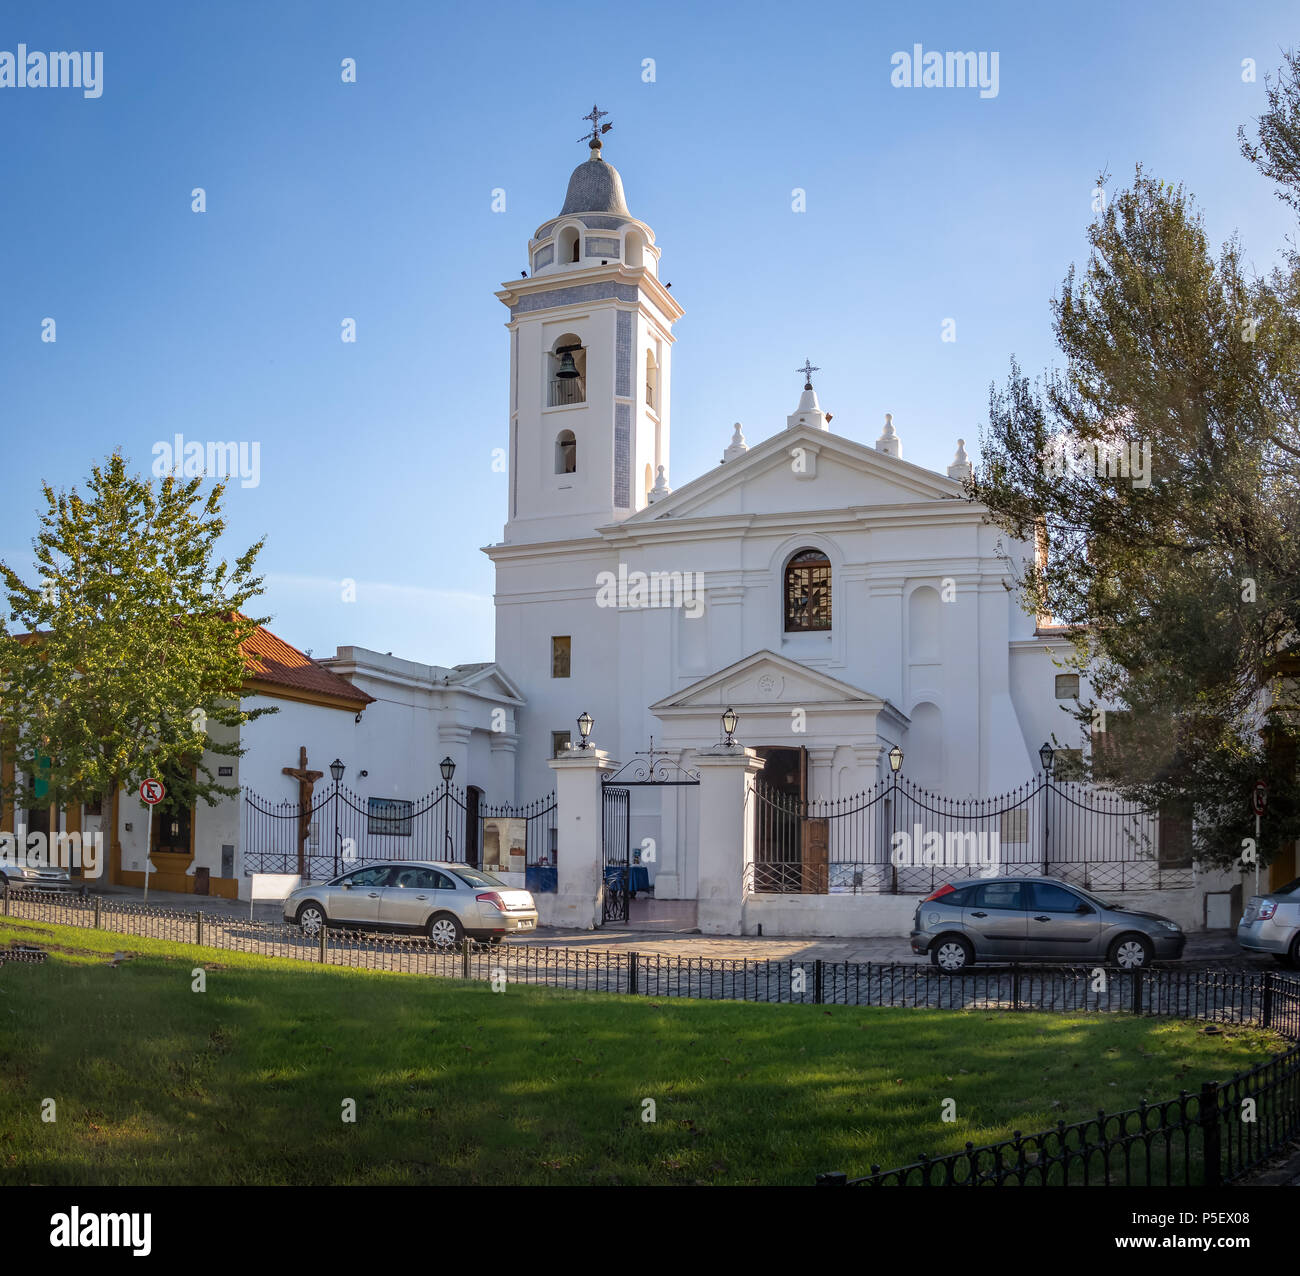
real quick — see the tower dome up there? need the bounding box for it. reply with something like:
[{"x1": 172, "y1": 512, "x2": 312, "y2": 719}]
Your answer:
[{"x1": 559, "y1": 138, "x2": 631, "y2": 217}]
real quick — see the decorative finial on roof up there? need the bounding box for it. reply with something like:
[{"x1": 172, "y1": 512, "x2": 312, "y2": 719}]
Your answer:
[
  {"x1": 947, "y1": 438, "x2": 972, "y2": 482},
  {"x1": 796, "y1": 358, "x2": 820, "y2": 390},
  {"x1": 876, "y1": 411, "x2": 902, "y2": 458},
  {"x1": 648, "y1": 463, "x2": 671, "y2": 502},
  {"x1": 579, "y1": 103, "x2": 613, "y2": 156},
  {"x1": 723, "y1": 422, "x2": 748, "y2": 463}
]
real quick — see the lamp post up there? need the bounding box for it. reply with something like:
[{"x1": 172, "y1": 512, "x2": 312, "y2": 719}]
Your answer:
[
  {"x1": 329, "y1": 758, "x2": 344, "y2": 877},
  {"x1": 577, "y1": 711, "x2": 593, "y2": 749},
  {"x1": 888, "y1": 745, "x2": 903, "y2": 895},
  {"x1": 721, "y1": 706, "x2": 739, "y2": 746},
  {"x1": 1038, "y1": 742, "x2": 1054, "y2": 876},
  {"x1": 440, "y1": 756, "x2": 455, "y2": 859}
]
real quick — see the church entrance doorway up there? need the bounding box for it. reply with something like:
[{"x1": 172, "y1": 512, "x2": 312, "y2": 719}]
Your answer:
[
  {"x1": 465, "y1": 786, "x2": 483, "y2": 868},
  {"x1": 752, "y1": 745, "x2": 829, "y2": 892}
]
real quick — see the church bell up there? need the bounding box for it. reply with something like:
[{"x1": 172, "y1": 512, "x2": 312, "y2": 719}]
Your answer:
[{"x1": 555, "y1": 349, "x2": 580, "y2": 380}]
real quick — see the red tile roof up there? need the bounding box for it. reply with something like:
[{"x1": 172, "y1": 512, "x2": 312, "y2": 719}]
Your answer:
[{"x1": 241, "y1": 626, "x2": 374, "y2": 708}]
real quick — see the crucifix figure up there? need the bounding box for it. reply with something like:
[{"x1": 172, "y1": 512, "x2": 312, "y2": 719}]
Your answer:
[
  {"x1": 797, "y1": 359, "x2": 820, "y2": 390},
  {"x1": 282, "y1": 746, "x2": 323, "y2": 875},
  {"x1": 578, "y1": 102, "x2": 613, "y2": 147}
]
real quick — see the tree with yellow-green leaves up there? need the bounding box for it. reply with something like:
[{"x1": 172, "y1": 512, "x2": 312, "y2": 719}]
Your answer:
[{"x1": 0, "y1": 451, "x2": 274, "y2": 824}]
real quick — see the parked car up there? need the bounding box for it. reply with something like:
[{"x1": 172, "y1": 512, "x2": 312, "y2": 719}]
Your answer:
[
  {"x1": 909, "y1": 875, "x2": 1186, "y2": 971},
  {"x1": 284, "y1": 861, "x2": 538, "y2": 944},
  {"x1": 0, "y1": 863, "x2": 77, "y2": 893},
  {"x1": 1237, "y1": 878, "x2": 1300, "y2": 967}
]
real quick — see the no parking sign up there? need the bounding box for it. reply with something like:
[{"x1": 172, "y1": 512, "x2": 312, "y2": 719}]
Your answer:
[
  {"x1": 1252, "y1": 781, "x2": 1268, "y2": 816},
  {"x1": 140, "y1": 777, "x2": 165, "y2": 902}
]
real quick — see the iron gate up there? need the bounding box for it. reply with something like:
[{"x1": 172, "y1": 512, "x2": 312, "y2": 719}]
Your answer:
[
  {"x1": 600, "y1": 741, "x2": 700, "y2": 925},
  {"x1": 601, "y1": 785, "x2": 631, "y2": 923}
]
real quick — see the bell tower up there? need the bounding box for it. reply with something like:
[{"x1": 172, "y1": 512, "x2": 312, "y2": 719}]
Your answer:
[{"x1": 495, "y1": 108, "x2": 683, "y2": 544}]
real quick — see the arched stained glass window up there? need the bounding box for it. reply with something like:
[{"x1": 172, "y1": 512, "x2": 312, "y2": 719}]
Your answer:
[{"x1": 784, "y1": 548, "x2": 831, "y2": 632}]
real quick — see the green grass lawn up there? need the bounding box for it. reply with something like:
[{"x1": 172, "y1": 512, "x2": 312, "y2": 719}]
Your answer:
[{"x1": 0, "y1": 916, "x2": 1287, "y2": 1186}]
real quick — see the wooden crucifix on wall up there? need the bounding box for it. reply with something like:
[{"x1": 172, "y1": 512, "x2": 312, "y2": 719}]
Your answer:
[{"x1": 282, "y1": 746, "x2": 324, "y2": 876}]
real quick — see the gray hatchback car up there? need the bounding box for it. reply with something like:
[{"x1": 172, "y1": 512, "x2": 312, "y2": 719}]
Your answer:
[
  {"x1": 283, "y1": 861, "x2": 538, "y2": 944},
  {"x1": 909, "y1": 875, "x2": 1186, "y2": 971},
  {"x1": 1237, "y1": 878, "x2": 1300, "y2": 966}
]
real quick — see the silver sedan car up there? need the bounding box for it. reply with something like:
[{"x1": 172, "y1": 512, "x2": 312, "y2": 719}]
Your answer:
[
  {"x1": 909, "y1": 875, "x2": 1186, "y2": 971},
  {"x1": 284, "y1": 861, "x2": 538, "y2": 945},
  {"x1": 0, "y1": 863, "x2": 78, "y2": 892},
  {"x1": 1237, "y1": 878, "x2": 1300, "y2": 966}
]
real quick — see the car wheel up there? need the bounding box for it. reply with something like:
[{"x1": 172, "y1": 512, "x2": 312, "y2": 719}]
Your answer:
[
  {"x1": 931, "y1": 935, "x2": 974, "y2": 973},
  {"x1": 428, "y1": 913, "x2": 463, "y2": 946},
  {"x1": 1278, "y1": 935, "x2": 1300, "y2": 969},
  {"x1": 1109, "y1": 934, "x2": 1153, "y2": 969},
  {"x1": 296, "y1": 903, "x2": 326, "y2": 936}
]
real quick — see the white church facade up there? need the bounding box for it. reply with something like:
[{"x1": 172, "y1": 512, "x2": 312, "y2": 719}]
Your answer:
[
  {"x1": 8, "y1": 120, "x2": 1253, "y2": 932},
  {"x1": 490, "y1": 129, "x2": 1055, "y2": 798},
  {"x1": 481, "y1": 128, "x2": 1142, "y2": 903}
]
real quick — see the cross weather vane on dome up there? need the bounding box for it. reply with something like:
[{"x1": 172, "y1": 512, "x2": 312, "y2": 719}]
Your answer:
[
  {"x1": 579, "y1": 103, "x2": 614, "y2": 146},
  {"x1": 797, "y1": 359, "x2": 820, "y2": 389}
]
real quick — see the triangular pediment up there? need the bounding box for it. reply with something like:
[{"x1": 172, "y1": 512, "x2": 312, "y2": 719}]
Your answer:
[
  {"x1": 649, "y1": 650, "x2": 906, "y2": 722},
  {"x1": 620, "y1": 424, "x2": 965, "y2": 528},
  {"x1": 454, "y1": 663, "x2": 526, "y2": 705}
]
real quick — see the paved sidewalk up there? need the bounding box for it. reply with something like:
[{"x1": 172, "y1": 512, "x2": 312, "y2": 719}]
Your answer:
[
  {"x1": 528, "y1": 925, "x2": 1265, "y2": 965},
  {"x1": 77, "y1": 883, "x2": 1268, "y2": 966}
]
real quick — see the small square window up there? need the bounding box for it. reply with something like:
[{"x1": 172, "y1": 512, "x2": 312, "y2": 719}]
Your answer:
[
  {"x1": 551, "y1": 731, "x2": 572, "y2": 758},
  {"x1": 1055, "y1": 674, "x2": 1080, "y2": 699},
  {"x1": 551, "y1": 636, "x2": 571, "y2": 678}
]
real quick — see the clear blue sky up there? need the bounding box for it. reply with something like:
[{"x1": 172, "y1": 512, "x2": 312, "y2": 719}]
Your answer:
[{"x1": 2, "y1": 0, "x2": 1295, "y2": 665}]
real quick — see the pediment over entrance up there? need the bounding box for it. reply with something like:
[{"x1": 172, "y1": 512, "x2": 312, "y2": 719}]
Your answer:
[{"x1": 649, "y1": 650, "x2": 908, "y2": 730}]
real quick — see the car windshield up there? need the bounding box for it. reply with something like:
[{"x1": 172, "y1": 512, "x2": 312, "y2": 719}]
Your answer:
[{"x1": 451, "y1": 866, "x2": 506, "y2": 888}]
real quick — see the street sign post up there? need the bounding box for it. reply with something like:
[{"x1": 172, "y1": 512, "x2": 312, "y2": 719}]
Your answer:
[
  {"x1": 1252, "y1": 781, "x2": 1268, "y2": 897},
  {"x1": 139, "y1": 778, "x2": 165, "y2": 903}
]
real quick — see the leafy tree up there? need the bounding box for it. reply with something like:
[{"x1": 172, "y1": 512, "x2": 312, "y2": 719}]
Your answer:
[
  {"x1": 972, "y1": 61, "x2": 1300, "y2": 869},
  {"x1": 0, "y1": 452, "x2": 273, "y2": 822},
  {"x1": 1239, "y1": 48, "x2": 1300, "y2": 214}
]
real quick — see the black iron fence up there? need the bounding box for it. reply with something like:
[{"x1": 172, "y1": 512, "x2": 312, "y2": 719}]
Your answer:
[
  {"x1": 240, "y1": 784, "x2": 555, "y2": 883},
  {"x1": 817, "y1": 1040, "x2": 1300, "y2": 1187},
  {"x1": 750, "y1": 773, "x2": 1194, "y2": 896},
  {"x1": 5, "y1": 885, "x2": 1297, "y2": 1187}
]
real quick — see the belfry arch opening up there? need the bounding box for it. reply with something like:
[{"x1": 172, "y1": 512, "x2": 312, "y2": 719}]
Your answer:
[
  {"x1": 555, "y1": 430, "x2": 577, "y2": 474},
  {"x1": 549, "y1": 333, "x2": 586, "y2": 407}
]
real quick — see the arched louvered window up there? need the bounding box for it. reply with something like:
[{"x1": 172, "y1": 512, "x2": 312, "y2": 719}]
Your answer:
[{"x1": 784, "y1": 548, "x2": 831, "y2": 632}]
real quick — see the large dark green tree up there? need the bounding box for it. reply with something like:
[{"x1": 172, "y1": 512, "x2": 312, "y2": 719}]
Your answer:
[
  {"x1": 972, "y1": 58, "x2": 1300, "y2": 869},
  {"x1": 0, "y1": 452, "x2": 273, "y2": 820}
]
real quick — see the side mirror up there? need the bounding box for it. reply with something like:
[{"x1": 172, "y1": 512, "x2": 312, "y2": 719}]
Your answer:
[
  {"x1": 1075, "y1": 903, "x2": 1093, "y2": 914},
  {"x1": 340, "y1": 882, "x2": 353, "y2": 890}
]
